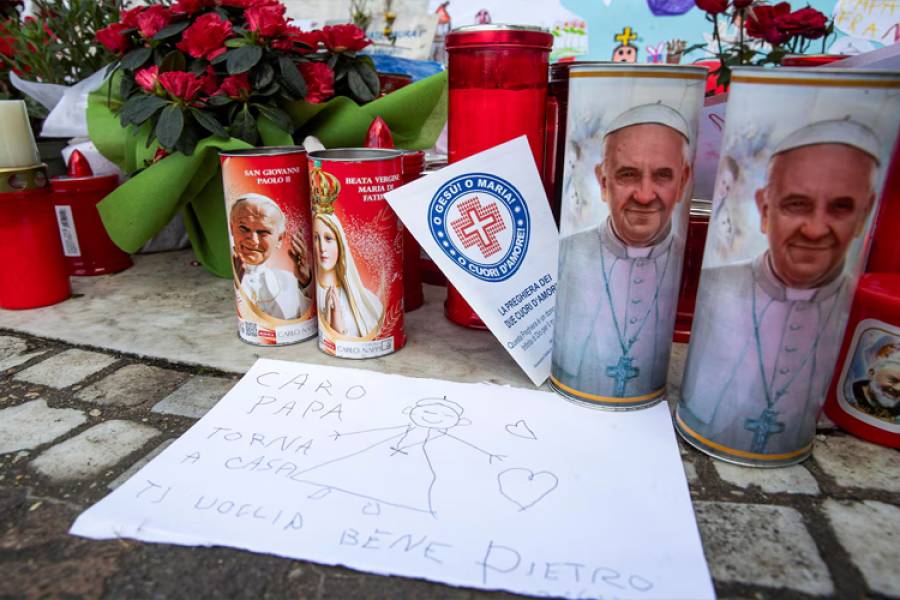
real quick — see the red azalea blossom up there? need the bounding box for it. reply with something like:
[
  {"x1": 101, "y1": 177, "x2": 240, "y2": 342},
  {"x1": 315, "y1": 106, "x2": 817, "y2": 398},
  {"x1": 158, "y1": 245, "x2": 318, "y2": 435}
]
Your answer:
[
  {"x1": 136, "y1": 5, "x2": 173, "y2": 39},
  {"x1": 119, "y1": 6, "x2": 143, "y2": 28},
  {"x1": 216, "y1": 73, "x2": 251, "y2": 99},
  {"x1": 321, "y1": 24, "x2": 370, "y2": 53},
  {"x1": 172, "y1": 0, "x2": 213, "y2": 14},
  {"x1": 273, "y1": 27, "x2": 322, "y2": 53},
  {"x1": 776, "y1": 6, "x2": 829, "y2": 39},
  {"x1": 152, "y1": 148, "x2": 169, "y2": 162},
  {"x1": 135, "y1": 65, "x2": 160, "y2": 92},
  {"x1": 96, "y1": 22, "x2": 131, "y2": 54},
  {"x1": 695, "y1": 0, "x2": 729, "y2": 14},
  {"x1": 245, "y1": 4, "x2": 288, "y2": 37},
  {"x1": 733, "y1": 0, "x2": 754, "y2": 8},
  {"x1": 217, "y1": 0, "x2": 279, "y2": 7},
  {"x1": 745, "y1": 1, "x2": 792, "y2": 44},
  {"x1": 159, "y1": 70, "x2": 204, "y2": 102},
  {"x1": 201, "y1": 65, "x2": 219, "y2": 95},
  {"x1": 299, "y1": 61, "x2": 334, "y2": 103},
  {"x1": 177, "y1": 11, "x2": 232, "y2": 59}
]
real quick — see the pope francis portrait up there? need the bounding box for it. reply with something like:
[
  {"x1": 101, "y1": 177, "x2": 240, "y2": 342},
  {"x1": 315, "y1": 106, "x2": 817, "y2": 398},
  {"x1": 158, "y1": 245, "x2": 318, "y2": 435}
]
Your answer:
[
  {"x1": 230, "y1": 194, "x2": 313, "y2": 320},
  {"x1": 678, "y1": 118, "x2": 881, "y2": 458},
  {"x1": 552, "y1": 103, "x2": 693, "y2": 402}
]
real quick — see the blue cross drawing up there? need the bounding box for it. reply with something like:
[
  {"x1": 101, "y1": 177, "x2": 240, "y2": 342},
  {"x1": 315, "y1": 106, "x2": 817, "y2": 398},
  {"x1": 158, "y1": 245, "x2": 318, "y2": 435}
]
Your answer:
[
  {"x1": 606, "y1": 355, "x2": 639, "y2": 397},
  {"x1": 744, "y1": 408, "x2": 786, "y2": 453}
]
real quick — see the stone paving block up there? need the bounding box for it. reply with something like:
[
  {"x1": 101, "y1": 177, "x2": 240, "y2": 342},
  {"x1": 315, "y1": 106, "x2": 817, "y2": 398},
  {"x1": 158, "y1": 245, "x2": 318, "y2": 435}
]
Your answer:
[
  {"x1": 683, "y1": 460, "x2": 699, "y2": 484},
  {"x1": 694, "y1": 501, "x2": 832, "y2": 596},
  {"x1": 824, "y1": 499, "x2": 900, "y2": 597},
  {"x1": 30, "y1": 420, "x2": 158, "y2": 482},
  {"x1": 108, "y1": 439, "x2": 174, "y2": 490},
  {"x1": 0, "y1": 400, "x2": 87, "y2": 454},
  {"x1": 14, "y1": 349, "x2": 117, "y2": 389},
  {"x1": 714, "y1": 462, "x2": 820, "y2": 495},
  {"x1": 75, "y1": 364, "x2": 189, "y2": 408},
  {"x1": 151, "y1": 375, "x2": 235, "y2": 419},
  {"x1": 813, "y1": 435, "x2": 900, "y2": 493},
  {"x1": 0, "y1": 336, "x2": 46, "y2": 372}
]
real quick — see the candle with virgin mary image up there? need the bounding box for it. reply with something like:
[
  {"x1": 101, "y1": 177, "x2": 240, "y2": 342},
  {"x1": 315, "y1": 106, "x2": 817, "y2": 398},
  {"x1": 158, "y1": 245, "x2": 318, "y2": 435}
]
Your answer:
[{"x1": 675, "y1": 67, "x2": 900, "y2": 467}]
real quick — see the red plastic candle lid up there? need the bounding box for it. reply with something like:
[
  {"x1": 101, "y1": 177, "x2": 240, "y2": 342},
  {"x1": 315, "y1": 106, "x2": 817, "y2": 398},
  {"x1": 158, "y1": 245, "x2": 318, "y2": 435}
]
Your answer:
[{"x1": 446, "y1": 24, "x2": 553, "y2": 50}]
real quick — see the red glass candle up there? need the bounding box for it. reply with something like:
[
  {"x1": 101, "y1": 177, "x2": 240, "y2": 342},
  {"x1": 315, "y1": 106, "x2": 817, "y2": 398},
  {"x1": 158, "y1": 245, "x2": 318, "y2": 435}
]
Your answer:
[
  {"x1": 50, "y1": 152, "x2": 131, "y2": 276},
  {"x1": 0, "y1": 165, "x2": 70, "y2": 309},
  {"x1": 781, "y1": 54, "x2": 849, "y2": 67},
  {"x1": 445, "y1": 24, "x2": 553, "y2": 329},
  {"x1": 866, "y1": 136, "x2": 900, "y2": 273},
  {"x1": 824, "y1": 273, "x2": 900, "y2": 448},
  {"x1": 673, "y1": 201, "x2": 711, "y2": 343},
  {"x1": 401, "y1": 150, "x2": 426, "y2": 311}
]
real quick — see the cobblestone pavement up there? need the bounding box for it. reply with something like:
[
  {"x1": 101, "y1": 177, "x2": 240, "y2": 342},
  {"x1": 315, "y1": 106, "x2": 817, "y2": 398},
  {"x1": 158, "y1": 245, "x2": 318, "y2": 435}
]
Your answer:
[{"x1": 0, "y1": 331, "x2": 897, "y2": 600}]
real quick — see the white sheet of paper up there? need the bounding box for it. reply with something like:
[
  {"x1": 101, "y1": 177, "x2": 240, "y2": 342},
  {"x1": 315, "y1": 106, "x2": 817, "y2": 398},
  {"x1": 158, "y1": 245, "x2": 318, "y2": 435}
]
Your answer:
[
  {"x1": 385, "y1": 137, "x2": 558, "y2": 386},
  {"x1": 71, "y1": 359, "x2": 714, "y2": 600}
]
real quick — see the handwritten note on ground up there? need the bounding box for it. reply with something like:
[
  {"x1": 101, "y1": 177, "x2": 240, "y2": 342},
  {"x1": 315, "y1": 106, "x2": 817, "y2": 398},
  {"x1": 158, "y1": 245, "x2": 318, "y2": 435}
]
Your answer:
[{"x1": 70, "y1": 359, "x2": 714, "y2": 599}]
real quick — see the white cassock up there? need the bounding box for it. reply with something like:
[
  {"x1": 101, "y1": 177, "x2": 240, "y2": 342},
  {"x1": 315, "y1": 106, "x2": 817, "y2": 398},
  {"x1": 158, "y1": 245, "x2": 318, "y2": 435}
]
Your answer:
[
  {"x1": 239, "y1": 264, "x2": 312, "y2": 320},
  {"x1": 552, "y1": 219, "x2": 682, "y2": 399},
  {"x1": 679, "y1": 253, "x2": 850, "y2": 455}
]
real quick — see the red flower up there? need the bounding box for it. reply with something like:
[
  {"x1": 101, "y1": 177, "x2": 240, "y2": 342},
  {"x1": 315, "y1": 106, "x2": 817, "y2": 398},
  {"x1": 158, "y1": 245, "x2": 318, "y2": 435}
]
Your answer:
[
  {"x1": 299, "y1": 61, "x2": 334, "y2": 103},
  {"x1": 733, "y1": 0, "x2": 754, "y2": 8},
  {"x1": 320, "y1": 24, "x2": 370, "y2": 53},
  {"x1": 776, "y1": 7, "x2": 829, "y2": 39},
  {"x1": 119, "y1": 6, "x2": 143, "y2": 29},
  {"x1": 176, "y1": 12, "x2": 232, "y2": 59},
  {"x1": 245, "y1": 4, "x2": 288, "y2": 37},
  {"x1": 217, "y1": 0, "x2": 279, "y2": 7},
  {"x1": 135, "y1": 65, "x2": 160, "y2": 92},
  {"x1": 201, "y1": 65, "x2": 219, "y2": 95},
  {"x1": 216, "y1": 73, "x2": 251, "y2": 99},
  {"x1": 172, "y1": 0, "x2": 213, "y2": 14},
  {"x1": 159, "y1": 71, "x2": 203, "y2": 102},
  {"x1": 745, "y1": 2, "x2": 791, "y2": 45},
  {"x1": 695, "y1": 0, "x2": 729, "y2": 14},
  {"x1": 273, "y1": 27, "x2": 322, "y2": 53},
  {"x1": 96, "y1": 23, "x2": 131, "y2": 54},
  {"x1": 136, "y1": 5, "x2": 173, "y2": 39}
]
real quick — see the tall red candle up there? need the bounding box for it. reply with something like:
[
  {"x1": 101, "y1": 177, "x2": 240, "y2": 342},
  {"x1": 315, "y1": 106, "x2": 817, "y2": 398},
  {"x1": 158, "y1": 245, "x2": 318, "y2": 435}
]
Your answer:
[{"x1": 444, "y1": 24, "x2": 553, "y2": 329}]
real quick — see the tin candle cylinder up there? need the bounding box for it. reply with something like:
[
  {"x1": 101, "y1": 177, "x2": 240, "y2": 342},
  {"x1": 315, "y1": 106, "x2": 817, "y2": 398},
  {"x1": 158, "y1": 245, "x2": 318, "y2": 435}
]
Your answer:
[
  {"x1": 550, "y1": 64, "x2": 706, "y2": 410},
  {"x1": 0, "y1": 165, "x2": 71, "y2": 309},
  {"x1": 444, "y1": 24, "x2": 553, "y2": 329},
  {"x1": 676, "y1": 67, "x2": 900, "y2": 467},
  {"x1": 220, "y1": 147, "x2": 317, "y2": 346},
  {"x1": 823, "y1": 273, "x2": 900, "y2": 448},
  {"x1": 51, "y1": 169, "x2": 131, "y2": 276},
  {"x1": 308, "y1": 149, "x2": 406, "y2": 359}
]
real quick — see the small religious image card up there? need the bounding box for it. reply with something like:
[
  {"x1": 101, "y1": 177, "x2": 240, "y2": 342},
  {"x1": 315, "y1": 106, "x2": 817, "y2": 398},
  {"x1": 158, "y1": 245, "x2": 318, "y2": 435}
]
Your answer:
[
  {"x1": 550, "y1": 64, "x2": 706, "y2": 409},
  {"x1": 676, "y1": 67, "x2": 900, "y2": 466}
]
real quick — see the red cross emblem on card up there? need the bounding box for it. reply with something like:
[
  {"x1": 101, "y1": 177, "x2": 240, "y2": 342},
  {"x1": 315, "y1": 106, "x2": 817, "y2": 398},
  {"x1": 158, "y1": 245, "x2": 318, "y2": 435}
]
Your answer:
[{"x1": 450, "y1": 196, "x2": 506, "y2": 258}]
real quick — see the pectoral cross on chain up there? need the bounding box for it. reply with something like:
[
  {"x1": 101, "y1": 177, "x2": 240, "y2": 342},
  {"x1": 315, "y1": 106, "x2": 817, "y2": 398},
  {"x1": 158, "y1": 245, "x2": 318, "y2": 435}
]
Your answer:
[
  {"x1": 606, "y1": 355, "x2": 639, "y2": 397},
  {"x1": 744, "y1": 408, "x2": 786, "y2": 453}
]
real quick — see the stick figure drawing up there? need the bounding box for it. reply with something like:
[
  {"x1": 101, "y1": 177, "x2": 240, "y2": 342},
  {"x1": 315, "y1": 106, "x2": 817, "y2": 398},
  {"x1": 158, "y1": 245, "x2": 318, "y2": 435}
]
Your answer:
[{"x1": 291, "y1": 397, "x2": 506, "y2": 518}]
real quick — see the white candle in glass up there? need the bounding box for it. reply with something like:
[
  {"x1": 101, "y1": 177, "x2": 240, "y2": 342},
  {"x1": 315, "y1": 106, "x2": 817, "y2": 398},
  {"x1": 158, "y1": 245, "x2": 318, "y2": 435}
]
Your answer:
[{"x1": 0, "y1": 100, "x2": 40, "y2": 168}]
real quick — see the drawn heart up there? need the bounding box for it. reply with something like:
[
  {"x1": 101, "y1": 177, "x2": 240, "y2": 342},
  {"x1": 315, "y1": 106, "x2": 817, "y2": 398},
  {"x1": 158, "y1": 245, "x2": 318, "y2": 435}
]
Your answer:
[
  {"x1": 505, "y1": 420, "x2": 537, "y2": 440},
  {"x1": 498, "y1": 468, "x2": 559, "y2": 511},
  {"x1": 708, "y1": 113, "x2": 725, "y2": 131},
  {"x1": 362, "y1": 501, "x2": 381, "y2": 516}
]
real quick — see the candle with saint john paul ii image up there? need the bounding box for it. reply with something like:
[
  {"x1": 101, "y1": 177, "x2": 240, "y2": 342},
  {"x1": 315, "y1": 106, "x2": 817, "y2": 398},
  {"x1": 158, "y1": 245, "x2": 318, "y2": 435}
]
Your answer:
[
  {"x1": 675, "y1": 67, "x2": 900, "y2": 467},
  {"x1": 550, "y1": 64, "x2": 706, "y2": 410}
]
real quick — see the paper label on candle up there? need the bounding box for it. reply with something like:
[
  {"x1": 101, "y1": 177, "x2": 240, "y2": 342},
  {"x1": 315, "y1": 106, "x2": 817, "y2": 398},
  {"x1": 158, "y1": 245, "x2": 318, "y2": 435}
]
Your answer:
[
  {"x1": 54, "y1": 205, "x2": 81, "y2": 257},
  {"x1": 385, "y1": 137, "x2": 558, "y2": 386}
]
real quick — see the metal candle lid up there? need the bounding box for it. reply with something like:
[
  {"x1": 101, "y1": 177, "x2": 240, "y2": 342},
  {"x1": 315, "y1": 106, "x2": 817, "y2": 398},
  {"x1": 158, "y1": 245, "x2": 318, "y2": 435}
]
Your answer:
[
  {"x1": 445, "y1": 24, "x2": 553, "y2": 50},
  {"x1": 308, "y1": 148, "x2": 404, "y2": 162},
  {"x1": 0, "y1": 164, "x2": 49, "y2": 194}
]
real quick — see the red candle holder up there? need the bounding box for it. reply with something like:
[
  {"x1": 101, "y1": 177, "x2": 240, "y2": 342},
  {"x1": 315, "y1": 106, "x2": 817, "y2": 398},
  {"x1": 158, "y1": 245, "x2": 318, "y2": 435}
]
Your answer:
[
  {"x1": 781, "y1": 54, "x2": 849, "y2": 67},
  {"x1": 445, "y1": 24, "x2": 553, "y2": 329},
  {"x1": 673, "y1": 201, "x2": 711, "y2": 343},
  {"x1": 0, "y1": 164, "x2": 70, "y2": 309},
  {"x1": 401, "y1": 150, "x2": 426, "y2": 312},
  {"x1": 51, "y1": 152, "x2": 131, "y2": 276}
]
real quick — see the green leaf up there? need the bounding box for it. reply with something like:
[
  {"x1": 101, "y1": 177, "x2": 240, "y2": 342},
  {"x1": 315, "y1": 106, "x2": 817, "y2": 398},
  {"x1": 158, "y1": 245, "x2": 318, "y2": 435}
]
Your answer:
[
  {"x1": 210, "y1": 52, "x2": 229, "y2": 66},
  {"x1": 254, "y1": 104, "x2": 292, "y2": 134},
  {"x1": 121, "y1": 47, "x2": 153, "y2": 71},
  {"x1": 191, "y1": 108, "x2": 229, "y2": 139},
  {"x1": 159, "y1": 50, "x2": 187, "y2": 73},
  {"x1": 153, "y1": 21, "x2": 190, "y2": 41},
  {"x1": 225, "y1": 37, "x2": 251, "y2": 48},
  {"x1": 277, "y1": 56, "x2": 306, "y2": 98},
  {"x1": 256, "y1": 82, "x2": 280, "y2": 97},
  {"x1": 120, "y1": 95, "x2": 169, "y2": 126},
  {"x1": 353, "y1": 60, "x2": 380, "y2": 97},
  {"x1": 175, "y1": 122, "x2": 201, "y2": 156},
  {"x1": 251, "y1": 62, "x2": 275, "y2": 89},
  {"x1": 230, "y1": 107, "x2": 259, "y2": 145},
  {"x1": 156, "y1": 104, "x2": 185, "y2": 149},
  {"x1": 207, "y1": 94, "x2": 233, "y2": 107},
  {"x1": 188, "y1": 59, "x2": 208, "y2": 75},
  {"x1": 226, "y1": 45, "x2": 263, "y2": 75},
  {"x1": 347, "y1": 67, "x2": 376, "y2": 103}
]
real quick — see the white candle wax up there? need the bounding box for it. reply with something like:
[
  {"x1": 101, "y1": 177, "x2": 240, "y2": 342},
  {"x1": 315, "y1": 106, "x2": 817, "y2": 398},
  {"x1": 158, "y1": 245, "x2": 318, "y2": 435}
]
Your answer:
[{"x1": 0, "y1": 100, "x2": 40, "y2": 168}]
